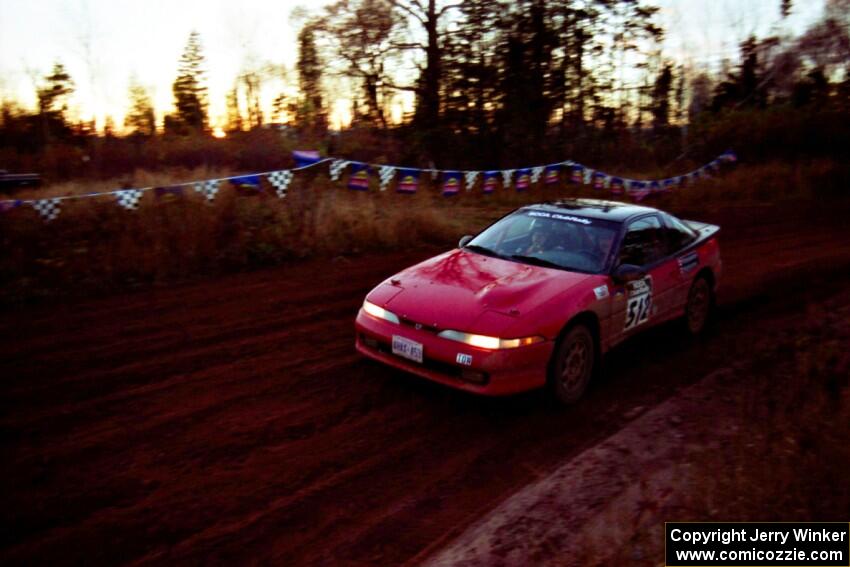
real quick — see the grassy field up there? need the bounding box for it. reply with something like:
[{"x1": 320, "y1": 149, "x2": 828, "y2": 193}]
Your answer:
[
  {"x1": 1, "y1": 159, "x2": 847, "y2": 305},
  {"x1": 601, "y1": 293, "x2": 850, "y2": 565}
]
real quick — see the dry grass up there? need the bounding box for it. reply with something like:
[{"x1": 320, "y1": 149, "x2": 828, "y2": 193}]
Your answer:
[
  {"x1": 1, "y1": 159, "x2": 846, "y2": 305},
  {"x1": 9, "y1": 166, "x2": 235, "y2": 200},
  {"x1": 0, "y1": 173, "x2": 472, "y2": 304},
  {"x1": 596, "y1": 297, "x2": 850, "y2": 565},
  {"x1": 661, "y1": 158, "x2": 850, "y2": 207},
  {"x1": 698, "y1": 304, "x2": 850, "y2": 521}
]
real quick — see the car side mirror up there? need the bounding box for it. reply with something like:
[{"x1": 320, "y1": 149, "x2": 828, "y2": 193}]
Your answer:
[
  {"x1": 458, "y1": 235, "x2": 474, "y2": 248},
  {"x1": 612, "y1": 263, "x2": 646, "y2": 284}
]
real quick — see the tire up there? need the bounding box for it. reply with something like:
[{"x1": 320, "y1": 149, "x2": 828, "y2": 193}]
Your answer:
[
  {"x1": 685, "y1": 275, "x2": 713, "y2": 335},
  {"x1": 548, "y1": 324, "x2": 596, "y2": 405}
]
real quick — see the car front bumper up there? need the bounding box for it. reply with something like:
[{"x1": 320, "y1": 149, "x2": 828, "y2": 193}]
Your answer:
[{"x1": 354, "y1": 308, "x2": 553, "y2": 396}]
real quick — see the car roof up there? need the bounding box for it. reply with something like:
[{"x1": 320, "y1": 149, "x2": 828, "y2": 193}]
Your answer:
[{"x1": 520, "y1": 198, "x2": 661, "y2": 223}]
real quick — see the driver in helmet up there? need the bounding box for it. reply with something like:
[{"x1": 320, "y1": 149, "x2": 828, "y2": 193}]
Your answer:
[{"x1": 525, "y1": 227, "x2": 549, "y2": 255}]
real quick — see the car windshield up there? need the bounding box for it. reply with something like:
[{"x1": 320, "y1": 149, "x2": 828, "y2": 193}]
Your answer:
[{"x1": 466, "y1": 209, "x2": 619, "y2": 273}]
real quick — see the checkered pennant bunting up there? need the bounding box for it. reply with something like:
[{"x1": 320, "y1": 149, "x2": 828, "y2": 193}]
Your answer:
[
  {"x1": 267, "y1": 170, "x2": 293, "y2": 198},
  {"x1": 464, "y1": 171, "x2": 479, "y2": 191},
  {"x1": 531, "y1": 166, "x2": 544, "y2": 183},
  {"x1": 194, "y1": 180, "x2": 220, "y2": 203},
  {"x1": 115, "y1": 188, "x2": 144, "y2": 210},
  {"x1": 329, "y1": 159, "x2": 349, "y2": 181},
  {"x1": 501, "y1": 169, "x2": 515, "y2": 188},
  {"x1": 378, "y1": 166, "x2": 395, "y2": 191},
  {"x1": 583, "y1": 168, "x2": 594, "y2": 185},
  {"x1": 31, "y1": 198, "x2": 61, "y2": 222}
]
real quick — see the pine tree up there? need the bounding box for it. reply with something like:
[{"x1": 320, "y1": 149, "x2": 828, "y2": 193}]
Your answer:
[
  {"x1": 296, "y1": 24, "x2": 327, "y2": 137},
  {"x1": 37, "y1": 62, "x2": 75, "y2": 142},
  {"x1": 242, "y1": 70, "x2": 264, "y2": 129},
  {"x1": 103, "y1": 116, "x2": 116, "y2": 138},
  {"x1": 441, "y1": 0, "x2": 503, "y2": 159},
  {"x1": 125, "y1": 80, "x2": 156, "y2": 136},
  {"x1": 271, "y1": 92, "x2": 290, "y2": 124},
  {"x1": 172, "y1": 30, "x2": 209, "y2": 133},
  {"x1": 651, "y1": 64, "x2": 673, "y2": 130},
  {"x1": 225, "y1": 85, "x2": 244, "y2": 133},
  {"x1": 711, "y1": 36, "x2": 770, "y2": 110},
  {"x1": 37, "y1": 63, "x2": 75, "y2": 117}
]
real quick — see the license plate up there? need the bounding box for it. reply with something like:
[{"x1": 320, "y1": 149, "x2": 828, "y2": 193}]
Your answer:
[{"x1": 392, "y1": 335, "x2": 423, "y2": 364}]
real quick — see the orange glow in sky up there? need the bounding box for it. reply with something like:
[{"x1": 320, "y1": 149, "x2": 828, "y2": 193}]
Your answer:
[{"x1": 0, "y1": 0, "x2": 825, "y2": 133}]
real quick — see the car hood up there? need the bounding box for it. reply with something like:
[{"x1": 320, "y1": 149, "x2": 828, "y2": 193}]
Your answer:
[{"x1": 375, "y1": 249, "x2": 593, "y2": 334}]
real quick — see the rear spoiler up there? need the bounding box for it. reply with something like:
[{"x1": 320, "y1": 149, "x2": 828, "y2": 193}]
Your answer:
[{"x1": 684, "y1": 220, "x2": 720, "y2": 242}]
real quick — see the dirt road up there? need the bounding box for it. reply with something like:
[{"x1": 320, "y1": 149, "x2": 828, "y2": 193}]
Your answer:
[{"x1": 3, "y1": 203, "x2": 850, "y2": 565}]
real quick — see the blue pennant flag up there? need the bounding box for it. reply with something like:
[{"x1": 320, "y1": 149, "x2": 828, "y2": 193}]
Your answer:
[
  {"x1": 570, "y1": 165, "x2": 584, "y2": 184},
  {"x1": 719, "y1": 150, "x2": 738, "y2": 163},
  {"x1": 662, "y1": 178, "x2": 678, "y2": 192},
  {"x1": 482, "y1": 171, "x2": 499, "y2": 194},
  {"x1": 230, "y1": 175, "x2": 263, "y2": 196},
  {"x1": 347, "y1": 163, "x2": 370, "y2": 191},
  {"x1": 293, "y1": 150, "x2": 321, "y2": 168},
  {"x1": 627, "y1": 180, "x2": 650, "y2": 201},
  {"x1": 544, "y1": 165, "x2": 560, "y2": 185},
  {"x1": 592, "y1": 171, "x2": 607, "y2": 190},
  {"x1": 515, "y1": 168, "x2": 531, "y2": 191},
  {"x1": 396, "y1": 168, "x2": 420, "y2": 194},
  {"x1": 0, "y1": 199, "x2": 22, "y2": 213},
  {"x1": 609, "y1": 177, "x2": 624, "y2": 196},
  {"x1": 442, "y1": 171, "x2": 461, "y2": 196}
]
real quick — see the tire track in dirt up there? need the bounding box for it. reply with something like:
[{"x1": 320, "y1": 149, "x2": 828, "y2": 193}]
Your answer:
[{"x1": 3, "y1": 208, "x2": 850, "y2": 565}]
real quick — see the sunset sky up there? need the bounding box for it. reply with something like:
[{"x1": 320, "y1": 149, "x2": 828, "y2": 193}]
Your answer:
[{"x1": 0, "y1": 0, "x2": 826, "y2": 132}]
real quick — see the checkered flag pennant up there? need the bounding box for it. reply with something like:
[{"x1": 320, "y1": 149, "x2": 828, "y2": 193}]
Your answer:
[
  {"x1": 583, "y1": 168, "x2": 594, "y2": 185},
  {"x1": 531, "y1": 166, "x2": 544, "y2": 183},
  {"x1": 329, "y1": 159, "x2": 349, "y2": 181},
  {"x1": 464, "y1": 171, "x2": 479, "y2": 191},
  {"x1": 31, "y1": 198, "x2": 61, "y2": 222},
  {"x1": 379, "y1": 166, "x2": 395, "y2": 191},
  {"x1": 502, "y1": 169, "x2": 515, "y2": 188},
  {"x1": 194, "y1": 180, "x2": 220, "y2": 203},
  {"x1": 267, "y1": 170, "x2": 293, "y2": 198},
  {"x1": 115, "y1": 188, "x2": 144, "y2": 210}
]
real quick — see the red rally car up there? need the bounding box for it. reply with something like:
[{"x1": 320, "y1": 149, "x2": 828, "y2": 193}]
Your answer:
[{"x1": 355, "y1": 199, "x2": 721, "y2": 404}]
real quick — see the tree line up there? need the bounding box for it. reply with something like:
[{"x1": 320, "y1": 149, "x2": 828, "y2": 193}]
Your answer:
[{"x1": 1, "y1": 0, "x2": 849, "y2": 179}]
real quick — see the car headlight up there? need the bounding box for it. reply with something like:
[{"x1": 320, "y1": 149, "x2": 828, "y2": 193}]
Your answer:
[
  {"x1": 437, "y1": 330, "x2": 544, "y2": 350},
  {"x1": 362, "y1": 300, "x2": 400, "y2": 324}
]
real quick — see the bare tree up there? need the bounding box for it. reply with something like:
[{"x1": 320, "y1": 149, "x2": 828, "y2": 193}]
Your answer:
[{"x1": 315, "y1": 0, "x2": 405, "y2": 129}]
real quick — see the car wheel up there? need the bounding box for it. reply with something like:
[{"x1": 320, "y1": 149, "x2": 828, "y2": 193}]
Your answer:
[
  {"x1": 685, "y1": 276, "x2": 713, "y2": 335},
  {"x1": 549, "y1": 324, "x2": 596, "y2": 405}
]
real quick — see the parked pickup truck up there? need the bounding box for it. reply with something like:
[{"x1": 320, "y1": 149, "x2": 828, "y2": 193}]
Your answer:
[{"x1": 0, "y1": 170, "x2": 42, "y2": 192}]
